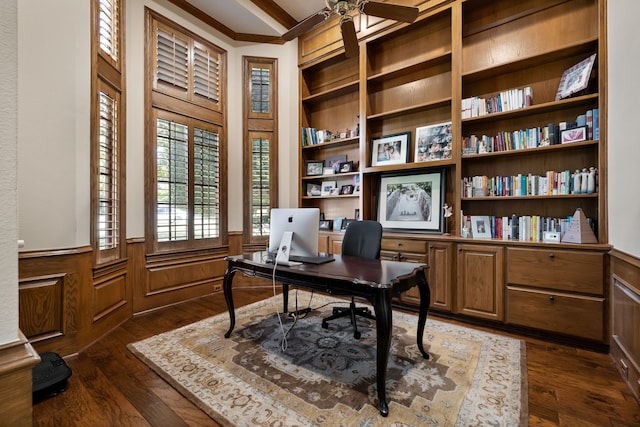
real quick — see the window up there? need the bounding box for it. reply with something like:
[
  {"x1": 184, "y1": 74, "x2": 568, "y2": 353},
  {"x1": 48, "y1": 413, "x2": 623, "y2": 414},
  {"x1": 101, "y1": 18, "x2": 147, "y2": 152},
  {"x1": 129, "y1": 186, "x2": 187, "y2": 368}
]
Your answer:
[
  {"x1": 91, "y1": 0, "x2": 125, "y2": 264},
  {"x1": 243, "y1": 57, "x2": 278, "y2": 246},
  {"x1": 147, "y1": 11, "x2": 227, "y2": 253}
]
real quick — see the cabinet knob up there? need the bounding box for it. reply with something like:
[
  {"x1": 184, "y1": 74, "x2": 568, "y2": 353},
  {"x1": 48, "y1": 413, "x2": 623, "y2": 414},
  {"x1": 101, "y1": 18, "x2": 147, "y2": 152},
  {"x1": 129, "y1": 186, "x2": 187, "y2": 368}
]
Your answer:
[
  {"x1": 548, "y1": 253, "x2": 555, "y2": 258},
  {"x1": 548, "y1": 295, "x2": 555, "y2": 302}
]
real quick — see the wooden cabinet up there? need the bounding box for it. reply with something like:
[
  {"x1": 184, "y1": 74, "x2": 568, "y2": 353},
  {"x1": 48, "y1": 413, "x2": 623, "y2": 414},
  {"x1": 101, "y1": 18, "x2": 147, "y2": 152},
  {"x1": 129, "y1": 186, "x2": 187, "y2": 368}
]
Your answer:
[
  {"x1": 380, "y1": 237, "x2": 426, "y2": 306},
  {"x1": 427, "y1": 241, "x2": 454, "y2": 312},
  {"x1": 457, "y1": 244, "x2": 504, "y2": 321}
]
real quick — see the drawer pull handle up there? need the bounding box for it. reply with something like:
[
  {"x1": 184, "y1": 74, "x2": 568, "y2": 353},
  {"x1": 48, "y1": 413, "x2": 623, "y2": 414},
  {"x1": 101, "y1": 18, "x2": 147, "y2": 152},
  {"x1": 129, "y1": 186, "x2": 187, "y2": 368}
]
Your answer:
[
  {"x1": 548, "y1": 295, "x2": 555, "y2": 302},
  {"x1": 548, "y1": 253, "x2": 555, "y2": 258}
]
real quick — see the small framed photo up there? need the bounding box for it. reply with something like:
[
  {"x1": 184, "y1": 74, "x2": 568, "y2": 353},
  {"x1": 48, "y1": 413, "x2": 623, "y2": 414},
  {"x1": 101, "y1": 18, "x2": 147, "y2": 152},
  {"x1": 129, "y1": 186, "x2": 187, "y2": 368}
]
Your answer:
[
  {"x1": 306, "y1": 183, "x2": 321, "y2": 197},
  {"x1": 415, "y1": 122, "x2": 452, "y2": 162},
  {"x1": 470, "y1": 215, "x2": 492, "y2": 239},
  {"x1": 325, "y1": 155, "x2": 347, "y2": 173},
  {"x1": 560, "y1": 126, "x2": 588, "y2": 144},
  {"x1": 319, "y1": 219, "x2": 333, "y2": 231},
  {"x1": 555, "y1": 53, "x2": 597, "y2": 100},
  {"x1": 320, "y1": 180, "x2": 336, "y2": 196},
  {"x1": 305, "y1": 160, "x2": 324, "y2": 176},
  {"x1": 333, "y1": 216, "x2": 346, "y2": 232},
  {"x1": 371, "y1": 132, "x2": 410, "y2": 166},
  {"x1": 329, "y1": 187, "x2": 340, "y2": 196},
  {"x1": 339, "y1": 161, "x2": 354, "y2": 173},
  {"x1": 340, "y1": 184, "x2": 354, "y2": 195}
]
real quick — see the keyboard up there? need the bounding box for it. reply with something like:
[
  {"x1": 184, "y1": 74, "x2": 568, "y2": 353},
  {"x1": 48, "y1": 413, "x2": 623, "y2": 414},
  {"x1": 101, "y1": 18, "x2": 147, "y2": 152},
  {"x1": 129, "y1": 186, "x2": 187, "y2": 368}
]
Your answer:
[{"x1": 289, "y1": 254, "x2": 335, "y2": 264}]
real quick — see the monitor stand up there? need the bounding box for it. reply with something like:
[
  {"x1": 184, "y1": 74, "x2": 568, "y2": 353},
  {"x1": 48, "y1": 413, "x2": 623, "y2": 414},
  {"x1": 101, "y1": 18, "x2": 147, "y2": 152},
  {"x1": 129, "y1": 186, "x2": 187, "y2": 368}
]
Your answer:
[{"x1": 276, "y1": 231, "x2": 302, "y2": 266}]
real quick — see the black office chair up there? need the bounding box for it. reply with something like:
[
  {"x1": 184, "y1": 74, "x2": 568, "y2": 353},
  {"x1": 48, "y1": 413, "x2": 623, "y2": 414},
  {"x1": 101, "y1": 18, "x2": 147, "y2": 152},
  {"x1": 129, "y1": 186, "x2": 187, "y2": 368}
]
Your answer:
[{"x1": 321, "y1": 220, "x2": 383, "y2": 339}]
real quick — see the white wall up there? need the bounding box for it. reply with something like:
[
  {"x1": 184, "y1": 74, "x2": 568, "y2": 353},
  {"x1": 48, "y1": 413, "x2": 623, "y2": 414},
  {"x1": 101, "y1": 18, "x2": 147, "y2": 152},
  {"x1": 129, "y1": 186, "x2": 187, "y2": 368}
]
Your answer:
[
  {"x1": 607, "y1": 0, "x2": 640, "y2": 256},
  {"x1": 0, "y1": 0, "x2": 20, "y2": 346}
]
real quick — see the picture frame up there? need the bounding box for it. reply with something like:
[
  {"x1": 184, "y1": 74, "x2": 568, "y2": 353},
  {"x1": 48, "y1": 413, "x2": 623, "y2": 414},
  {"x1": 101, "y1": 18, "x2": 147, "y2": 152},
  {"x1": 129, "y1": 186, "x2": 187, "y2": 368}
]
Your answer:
[
  {"x1": 560, "y1": 126, "x2": 588, "y2": 144},
  {"x1": 320, "y1": 180, "x2": 336, "y2": 196},
  {"x1": 339, "y1": 161, "x2": 353, "y2": 173},
  {"x1": 306, "y1": 183, "x2": 321, "y2": 197},
  {"x1": 340, "y1": 184, "x2": 354, "y2": 195},
  {"x1": 377, "y1": 169, "x2": 445, "y2": 233},
  {"x1": 333, "y1": 216, "x2": 346, "y2": 232},
  {"x1": 319, "y1": 219, "x2": 333, "y2": 231},
  {"x1": 325, "y1": 155, "x2": 347, "y2": 173},
  {"x1": 415, "y1": 122, "x2": 453, "y2": 162},
  {"x1": 470, "y1": 215, "x2": 492, "y2": 239},
  {"x1": 305, "y1": 160, "x2": 324, "y2": 176},
  {"x1": 555, "y1": 53, "x2": 597, "y2": 100},
  {"x1": 371, "y1": 132, "x2": 410, "y2": 166}
]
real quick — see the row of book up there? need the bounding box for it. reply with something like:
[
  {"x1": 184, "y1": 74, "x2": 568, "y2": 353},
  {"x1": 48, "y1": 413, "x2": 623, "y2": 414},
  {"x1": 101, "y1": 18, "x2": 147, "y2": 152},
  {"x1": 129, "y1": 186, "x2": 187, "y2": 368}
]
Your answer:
[
  {"x1": 461, "y1": 86, "x2": 533, "y2": 119},
  {"x1": 301, "y1": 127, "x2": 332, "y2": 146},
  {"x1": 462, "y1": 168, "x2": 596, "y2": 198},
  {"x1": 462, "y1": 108, "x2": 600, "y2": 154},
  {"x1": 461, "y1": 213, "x2": 596, "y2": 242}
]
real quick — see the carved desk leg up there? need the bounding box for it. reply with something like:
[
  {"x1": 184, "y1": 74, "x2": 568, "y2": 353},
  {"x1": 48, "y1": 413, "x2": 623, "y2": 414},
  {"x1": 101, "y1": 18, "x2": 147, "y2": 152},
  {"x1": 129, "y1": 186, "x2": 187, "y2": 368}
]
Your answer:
[
  {"x1": 416, "y1": 272, "x2": 431, "y2": 360},
  {"x1": 223, "y1": 265, "x2": 237, "y2": 338},
  {"x1": 373, "y1": 289, "x2": 392, "y2": 417}
]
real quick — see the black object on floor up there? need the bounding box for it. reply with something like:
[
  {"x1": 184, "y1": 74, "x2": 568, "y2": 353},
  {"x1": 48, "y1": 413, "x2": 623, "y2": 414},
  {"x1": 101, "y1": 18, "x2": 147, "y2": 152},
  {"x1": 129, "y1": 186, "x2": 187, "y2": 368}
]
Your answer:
[{"x1": 32, "y1": 352, "x2": 72, "y2": 401}]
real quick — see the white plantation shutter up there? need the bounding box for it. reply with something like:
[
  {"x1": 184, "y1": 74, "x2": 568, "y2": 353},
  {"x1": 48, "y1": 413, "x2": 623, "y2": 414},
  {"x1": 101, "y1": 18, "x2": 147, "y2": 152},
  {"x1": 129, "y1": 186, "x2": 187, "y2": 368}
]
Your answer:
[
  {"x1": 98, "y1": 89, "x2": 120, "y2": 251},
  {"x1": 98, "y1": 0, "x2": 119, "y2": 63},
  {"x1": 193, "y1": 42, "x2": 220, "y2": 103},
  {"x1": 156, "y1": 26, "x2": 189, "y2": 92}
]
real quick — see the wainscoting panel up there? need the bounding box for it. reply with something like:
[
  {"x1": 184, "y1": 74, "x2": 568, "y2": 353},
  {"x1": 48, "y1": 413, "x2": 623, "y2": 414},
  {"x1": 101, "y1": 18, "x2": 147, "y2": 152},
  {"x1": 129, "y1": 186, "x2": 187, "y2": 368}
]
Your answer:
[{"x1": 18, "y1": 275, "x2": 64, "y2": 341}]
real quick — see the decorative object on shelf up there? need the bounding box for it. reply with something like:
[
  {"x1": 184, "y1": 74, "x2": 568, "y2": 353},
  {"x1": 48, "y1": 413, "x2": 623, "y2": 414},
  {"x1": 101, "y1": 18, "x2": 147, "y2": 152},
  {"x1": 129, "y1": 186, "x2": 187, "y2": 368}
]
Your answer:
[
  {"x1": 352, "y1": 174, "x2": 360, "y2": 195},
  {"x1": 415, "y1": 122, "x2": 452, "y2": 162},
  {"x1": 305, "y1": 160, "x2": 325, "y2": 176},
  {"x1": 325, "y1": 154, "x2": 347, "y2": 173},
  {"x1": 443, "y1": 203, "x2": 453, "y2": 235},
  {"x1": 543, "y1": 231, "x2": 561, "y2": 243},
  {"x1": 371, "y1": 132, "x2": 410, "y2": 166},
  {"x1": 339, "y1": 161, "x2": 354, "y2": 173},
  {"x1": 377, "y1": 169, "x2": 445, "y2": 233},
  {"x1": 333, "y1": 216, "x2": 346, "y2": 232},
  {"x1": 560, "y1": 126, "x2": 587, "y2": 144},
  {"x1": 354, "y1": 208, "x2": 360, "y2": 220},
  {"x1": 587, "y1": 167, "x2": 597, "y2": 193},
  {"x1": 323, "y1": 167, "x2": 335, "y2": 175},
  {"x1": 561, "y1": 208, "x2": 597, "y2": 244},
  {"x1": 320, "y1": 180, "x2": 337, "y2": 196},
  {"x1": 555, "y1": 53, "x2": 597, "y2": 100},
  {"x1": 319, "y1": 219, "x2": 333, "y2": 230},
  {"x1": 340, "y1": 184, "x2": 354, "y2": 195},
  {"x1": 470, "y1": 216, "x2": 492, "y2": 239},
  {"x1": 306, "y1": 183, "x2": 321, "y2": 197},
  {"x1": 580, "y1": 168, "x2": 589, "y2": 194}
]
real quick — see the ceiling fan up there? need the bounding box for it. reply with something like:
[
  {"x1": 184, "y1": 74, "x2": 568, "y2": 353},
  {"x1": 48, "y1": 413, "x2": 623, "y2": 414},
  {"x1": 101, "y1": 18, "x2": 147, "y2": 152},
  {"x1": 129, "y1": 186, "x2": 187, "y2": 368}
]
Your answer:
[{"x1": 282, "y1": 0, "x2": 419, "y2": 58}]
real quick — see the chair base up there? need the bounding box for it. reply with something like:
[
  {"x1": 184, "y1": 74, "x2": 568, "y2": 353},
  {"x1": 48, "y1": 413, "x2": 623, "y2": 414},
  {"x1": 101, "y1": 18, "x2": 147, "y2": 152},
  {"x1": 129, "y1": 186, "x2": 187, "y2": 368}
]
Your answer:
[{"x1": 321, "y1": 300, "x2": 375, "y2": 339}]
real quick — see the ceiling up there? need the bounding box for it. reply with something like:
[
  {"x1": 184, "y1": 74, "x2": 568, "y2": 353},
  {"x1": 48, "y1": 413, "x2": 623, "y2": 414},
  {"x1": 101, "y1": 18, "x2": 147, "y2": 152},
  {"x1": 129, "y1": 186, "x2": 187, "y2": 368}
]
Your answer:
[{"x1": 168, "y1": 0, "x2": 328, "y2": 42}]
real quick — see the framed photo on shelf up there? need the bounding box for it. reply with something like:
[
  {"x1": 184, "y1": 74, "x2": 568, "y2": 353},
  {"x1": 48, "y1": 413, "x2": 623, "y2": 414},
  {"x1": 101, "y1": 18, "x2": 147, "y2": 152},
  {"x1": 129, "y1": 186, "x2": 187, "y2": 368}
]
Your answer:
[
  {"x1": 371, "y1": 132, "x2": 410, "y2": 166},
  {"x1": 377, "y1": 169, "x2": 445, "y2": 233},
  {"x1": 320, "y1": 180, "x2": 336, "y2": 196},
  {"x1": 555, "y1": 53, "x2": 597, "y2": 100},
  {"x1": 415, "y1": 122, "x2": 452, "y2": 162},
  {"x1": 470, "y1": 215, "x2": 492, "y2": 239},
  {"x1": 325, "y1": 155, "x2": 347, "y2": 173},
  {"x1": 340, "y1": 184, "x2": 354, "y2": 195},
  {"x1": 560, "y1": 126, "x2": 588, "y2": 144},
  {"x1": 305, "y1": 160, "x2": 324, "y2": 176},
  {"x1": 339, "y1": 161, "x2": 354, "y2": 173},
  {"x1": 319, "y1": 220, "x2": 333, "y2": 231},
  {"x1": 306, "y1": 183, "x2": 321, "y2": 197}
]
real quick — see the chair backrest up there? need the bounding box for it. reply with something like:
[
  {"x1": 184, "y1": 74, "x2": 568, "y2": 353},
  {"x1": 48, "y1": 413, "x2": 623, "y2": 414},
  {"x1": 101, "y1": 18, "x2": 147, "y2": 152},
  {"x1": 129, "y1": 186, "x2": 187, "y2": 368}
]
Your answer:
[{"x1": 341, "y1": 220, "x2": 383, "y2": 259}]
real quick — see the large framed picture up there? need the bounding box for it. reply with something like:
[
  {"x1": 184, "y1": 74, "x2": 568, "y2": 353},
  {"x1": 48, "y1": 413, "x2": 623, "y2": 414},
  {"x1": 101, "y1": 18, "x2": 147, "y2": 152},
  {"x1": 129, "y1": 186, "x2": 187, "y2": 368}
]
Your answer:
[
  {"x1": 377, "y1": 169, "x2": 445, "y2": 233},
  {"x1": 555, "y1": 53, "x2": 597, "y2": 100},
  {"x1": 371, "y1": 132, "x2": 410, "y2": 166},
  {"x1": 305, "y1": 160, "x2": 324, "y2": 176},
  {"x1": 415, "y1": 122, "x2": 452, "y2": 162}
]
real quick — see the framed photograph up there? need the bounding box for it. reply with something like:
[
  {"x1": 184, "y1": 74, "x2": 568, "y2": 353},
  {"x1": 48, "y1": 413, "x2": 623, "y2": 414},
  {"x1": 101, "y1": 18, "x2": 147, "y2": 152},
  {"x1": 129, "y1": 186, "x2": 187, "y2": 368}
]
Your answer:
[
  {"x1": 306, "y1": 183, "x2": 321, "y2": 197},
  {"x1": 340, "y1": 184, "x2": 354, "y2": 195},
  {"x1": 470, "y1": 215, "x2": 492, "y2": 239},
  {"x1": 555, "y1": 53, "x2": 597, "y2": 100},
  {"x1": 352, "y1": 174, "x2": 360, "y2": 195},
  {"x1": 415, "y1": 122, "x2": 453, "y2": 162},
  {"x1": 377, "y1": 169, "x2": 445, "y2": 233},
  {"x1": 325, "y1": 155, "x2": 347, "y2": 173},
  {"x1": 305, "y1": 160, "x2": 324, "y2": 176},
  {"x1": 371, "y1": 132, "x2": 410, "y2": 166},
  {"x1": 339, "y1": 161, "x2": 353, "y2": 173},
  {"x1": 329, "y1": 187, "x2": 340, "y2": 196},
  {"x1": 319, "y1": 219, "x2": 333, "y2": 231},
  {"x1": 333, "y1": 216, "x2": 346, "y2": 232},
  {"x1": 320, "y1": 180, "x2": 336, "y2": 196},
  {"x1": 560, "y1": 126, "x2": 588, "y2": 144}
]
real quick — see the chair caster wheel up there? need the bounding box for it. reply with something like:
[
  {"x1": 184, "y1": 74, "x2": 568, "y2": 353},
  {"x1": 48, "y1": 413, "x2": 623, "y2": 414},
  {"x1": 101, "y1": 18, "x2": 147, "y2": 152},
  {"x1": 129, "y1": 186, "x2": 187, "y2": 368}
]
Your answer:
[
  {"x1": 354, "y1": 331, "x2": 361, "y2": 339},
  {"x1": 321, "y1": 321, "x2": 328, "y2": 329}
]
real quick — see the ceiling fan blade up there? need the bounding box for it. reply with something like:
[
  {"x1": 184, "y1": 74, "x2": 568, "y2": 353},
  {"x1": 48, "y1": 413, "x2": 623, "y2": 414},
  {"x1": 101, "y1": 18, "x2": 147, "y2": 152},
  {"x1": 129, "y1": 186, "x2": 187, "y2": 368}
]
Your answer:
[
  {"x1": 360, "y1": 1, "x2": 419, "y2": 23},
  {"x1": 282, "y1": 8, "x2": 330, "y2": 41},
  {"x1": 340, "y1": 17, "x2": 359, "y2": 58}
]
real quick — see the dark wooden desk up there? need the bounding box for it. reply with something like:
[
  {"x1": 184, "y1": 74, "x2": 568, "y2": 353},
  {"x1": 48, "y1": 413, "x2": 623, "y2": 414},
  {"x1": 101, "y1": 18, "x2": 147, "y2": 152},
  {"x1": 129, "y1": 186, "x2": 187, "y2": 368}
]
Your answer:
[{"x1": 222, "y1": 251, "x2": 430, "y2": 416}]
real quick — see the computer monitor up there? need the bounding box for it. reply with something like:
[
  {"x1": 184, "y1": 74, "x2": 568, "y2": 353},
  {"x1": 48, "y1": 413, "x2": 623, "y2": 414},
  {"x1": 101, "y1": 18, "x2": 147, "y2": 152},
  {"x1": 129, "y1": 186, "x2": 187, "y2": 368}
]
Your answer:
[{"x1": 268, "y1": 208, "x2": 320, "y2": 257}]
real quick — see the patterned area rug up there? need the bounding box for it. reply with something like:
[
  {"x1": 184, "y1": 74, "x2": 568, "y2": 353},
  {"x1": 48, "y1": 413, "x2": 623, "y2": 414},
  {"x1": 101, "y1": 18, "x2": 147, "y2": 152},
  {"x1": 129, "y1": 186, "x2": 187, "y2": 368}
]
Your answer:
[{"x1": 128, "y1": 293, "x2": 528, "y2": 426}]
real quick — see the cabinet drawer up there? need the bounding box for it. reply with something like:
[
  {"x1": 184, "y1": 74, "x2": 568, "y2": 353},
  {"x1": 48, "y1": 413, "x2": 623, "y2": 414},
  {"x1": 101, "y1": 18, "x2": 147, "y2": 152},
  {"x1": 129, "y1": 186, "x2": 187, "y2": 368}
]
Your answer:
[
  {"x1": 507, "y1": 248, "x2": 604, "y2": 294},
  {"x1": 381, "y1": 238, "x2": 426, "y2": 254},
  {"x1": 506, "y1": 286, "x2": 604, "y2": 341}
]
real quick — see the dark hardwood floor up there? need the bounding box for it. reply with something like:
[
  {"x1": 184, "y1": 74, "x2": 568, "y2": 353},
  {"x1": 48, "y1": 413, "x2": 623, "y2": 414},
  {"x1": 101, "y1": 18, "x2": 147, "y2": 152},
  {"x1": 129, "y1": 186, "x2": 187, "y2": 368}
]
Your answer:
[{"x1": 33, "y1": 279, "x2": 640, "y2": 426}]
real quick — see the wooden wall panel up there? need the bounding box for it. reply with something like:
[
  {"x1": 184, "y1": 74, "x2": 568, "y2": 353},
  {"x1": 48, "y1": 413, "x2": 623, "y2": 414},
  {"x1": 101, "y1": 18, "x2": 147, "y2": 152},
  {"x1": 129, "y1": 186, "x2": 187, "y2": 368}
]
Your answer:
[
  {"x1": 93, "y1": 272, "x2": 127, "y2": 321},
  {"x1": 18, "y1": 276, "x2": 63, "y2": 340}
]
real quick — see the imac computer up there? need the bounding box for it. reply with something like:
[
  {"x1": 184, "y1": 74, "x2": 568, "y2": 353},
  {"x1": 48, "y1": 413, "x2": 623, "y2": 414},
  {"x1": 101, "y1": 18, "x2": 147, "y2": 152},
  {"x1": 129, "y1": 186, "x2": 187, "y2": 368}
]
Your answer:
[{"x1": 268, "y1": 208, "x2": 334, "y2": 265}]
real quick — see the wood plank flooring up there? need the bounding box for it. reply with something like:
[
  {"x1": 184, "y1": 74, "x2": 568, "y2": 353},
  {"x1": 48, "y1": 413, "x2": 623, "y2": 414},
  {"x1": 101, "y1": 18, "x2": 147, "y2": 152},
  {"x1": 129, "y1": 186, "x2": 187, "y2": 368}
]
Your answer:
[{"x1": 33, "y1": 281, "x2": 640, "y2": 426}]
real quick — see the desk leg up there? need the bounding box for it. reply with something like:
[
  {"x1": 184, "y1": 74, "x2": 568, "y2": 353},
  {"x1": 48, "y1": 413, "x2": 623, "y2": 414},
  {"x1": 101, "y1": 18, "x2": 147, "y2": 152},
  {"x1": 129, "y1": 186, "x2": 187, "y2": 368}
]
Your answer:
[
  {"x1": 416, "y1": 275, "x2": 431, "y2": 360},
  {"x1": 223, "y1": 267, "x2": 237, "y2": 338},
  {"x1": 373, "y1": 290, "x2": 392, "y2": 417}
]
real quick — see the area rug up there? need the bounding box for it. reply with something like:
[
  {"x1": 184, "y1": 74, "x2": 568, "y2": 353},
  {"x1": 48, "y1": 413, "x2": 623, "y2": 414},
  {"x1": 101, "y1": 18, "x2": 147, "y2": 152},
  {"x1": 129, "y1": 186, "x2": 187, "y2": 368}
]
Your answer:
[{"x1": 128, "y1": 292, "x2": 528, "y2": 426}]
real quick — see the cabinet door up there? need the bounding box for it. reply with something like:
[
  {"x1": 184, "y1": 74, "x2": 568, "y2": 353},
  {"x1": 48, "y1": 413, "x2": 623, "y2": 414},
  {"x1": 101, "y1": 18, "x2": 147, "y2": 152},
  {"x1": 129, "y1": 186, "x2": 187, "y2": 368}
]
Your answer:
[
  {"x1": 428, "y1": 241, "x2": 454, "y2": 312},
  {"x1": 457, "y1": 244, "x2": 504, "y2": 321}
]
